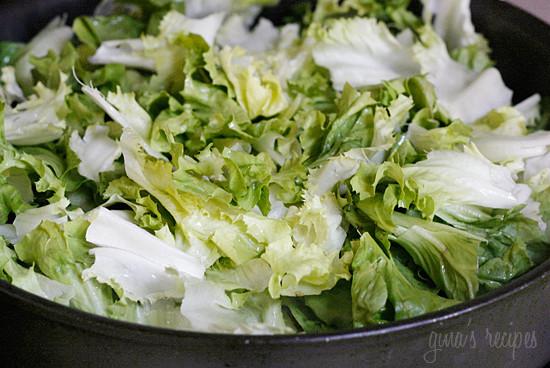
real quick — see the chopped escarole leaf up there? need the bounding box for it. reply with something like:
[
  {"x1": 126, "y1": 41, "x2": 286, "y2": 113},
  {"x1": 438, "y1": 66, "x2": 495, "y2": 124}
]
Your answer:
[
  {"x1": 69, "y1": 125, "x2": 122, "y2": 182},
  {"x1": 390, "y1": 212, "x2": 482, "y2": 301},
  {"x1": 14, "y1": 218, "x2": 114, "y2": 315},
  {"x1": 205, "y1": 46, "x2": 289, "y2": 119},
  {"x1": 312, "y1": 17, "x2": 420, "y2": 90},
  {"x1": 351, "y1": 233, "x2": 457, "y2": 325},
  {"x1": 0, "y1": 0, "x2": 548, "y2": 335},
  {"x1": 402, "y1": 149, "x2": 531, "y2": 214},
  {"x1": 4, "y1": 73, "x2": 71, "y2": 146},
  {"x1": 15, "y1": 17, "x2": 73, "y2": 94},
  {"x1": 412, "y1": 27, "x2": 512, "y2": 124},
  {"x1": 0, "y1": 237, "x2": 74, "y2": 304}
]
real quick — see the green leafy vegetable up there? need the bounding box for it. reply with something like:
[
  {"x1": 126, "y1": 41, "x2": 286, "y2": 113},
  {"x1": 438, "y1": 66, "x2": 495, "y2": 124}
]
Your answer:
[
  {"x1": 351, "y1": 233, "x2": 457, "y2": 325},
  {"x1": 0, "y1": 0, "x2": 548, "y2": 335}
]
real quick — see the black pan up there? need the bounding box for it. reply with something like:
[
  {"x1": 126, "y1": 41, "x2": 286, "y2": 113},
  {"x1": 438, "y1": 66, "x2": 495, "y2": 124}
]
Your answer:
[{"x1": 0, "y1": 1, "x2": 549, "y2": 367}]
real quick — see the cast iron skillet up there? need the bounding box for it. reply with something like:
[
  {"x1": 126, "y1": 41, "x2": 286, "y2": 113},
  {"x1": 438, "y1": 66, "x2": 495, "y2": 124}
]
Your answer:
[{"x1": 0, "y1": 1, "x2": 549, "y2": 367}]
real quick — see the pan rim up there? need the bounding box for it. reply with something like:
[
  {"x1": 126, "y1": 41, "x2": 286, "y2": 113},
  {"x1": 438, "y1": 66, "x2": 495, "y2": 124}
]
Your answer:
[{"x1": 1, "y1": 258, "x2": 548, "y2": 345}]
